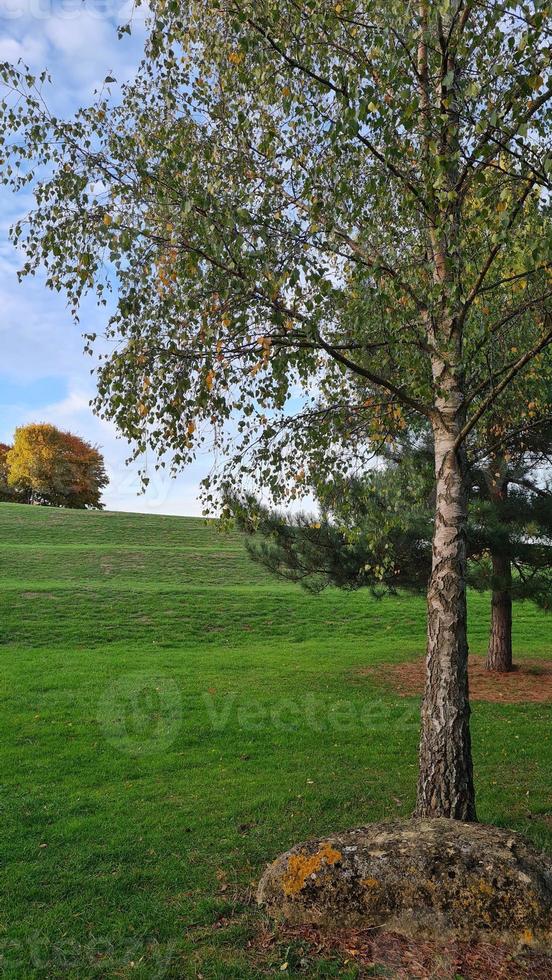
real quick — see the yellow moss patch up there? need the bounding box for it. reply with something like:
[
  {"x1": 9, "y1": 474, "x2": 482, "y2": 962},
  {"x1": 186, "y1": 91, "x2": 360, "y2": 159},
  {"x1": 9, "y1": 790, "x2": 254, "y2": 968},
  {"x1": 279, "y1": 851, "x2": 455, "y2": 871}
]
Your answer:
[
  {"x1": 478, "y1": 880, "x2": 494, "y2": 897},
  {"x1": 282, "y1": 843, "x2": 342, "y2": 897}
]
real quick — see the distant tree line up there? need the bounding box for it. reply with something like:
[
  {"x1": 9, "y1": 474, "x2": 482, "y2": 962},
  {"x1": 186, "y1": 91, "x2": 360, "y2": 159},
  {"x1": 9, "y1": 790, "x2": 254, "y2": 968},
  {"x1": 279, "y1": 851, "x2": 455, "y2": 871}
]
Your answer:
[{"x1": 0, "y1": 424, "x2": 108, "y2": 510}]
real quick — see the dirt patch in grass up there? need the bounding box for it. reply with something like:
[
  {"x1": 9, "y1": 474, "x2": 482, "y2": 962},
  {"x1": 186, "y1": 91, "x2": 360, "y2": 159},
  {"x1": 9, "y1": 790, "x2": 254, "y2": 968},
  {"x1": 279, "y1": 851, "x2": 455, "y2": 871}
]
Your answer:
[
  {"x1": 359, "y1": 655, "x2": 552, "y2": 703},
  {"x1": 21, "y1": 591, "x2": 56, "y2": 600},
  {"x1": 262, "y1": 924, "x2": 552, "y2": 979}
]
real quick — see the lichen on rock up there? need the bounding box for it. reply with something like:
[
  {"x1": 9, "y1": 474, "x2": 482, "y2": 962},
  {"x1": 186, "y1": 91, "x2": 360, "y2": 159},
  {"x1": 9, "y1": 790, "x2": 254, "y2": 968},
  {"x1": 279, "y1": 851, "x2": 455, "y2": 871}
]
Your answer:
[
  {"x1": 257, "y1": 819, "x2": 552, "y2": 944},
  {"x1": 282, "y1": 842, "x2": 342, "y2": 896}
]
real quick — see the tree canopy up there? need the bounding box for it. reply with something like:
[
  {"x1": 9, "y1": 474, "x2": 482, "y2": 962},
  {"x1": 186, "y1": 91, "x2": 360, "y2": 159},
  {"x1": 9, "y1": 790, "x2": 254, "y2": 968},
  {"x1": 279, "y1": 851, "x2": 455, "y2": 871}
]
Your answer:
[
  {"x1": 6, "y1": 424, "x2": 108, "y2": 509},
  {"x1": 0, "y1": 443, "x2": 17, "y2": 502},
  {"x1": 1, "y1": 3, "x2": 551, "y2": 498}
]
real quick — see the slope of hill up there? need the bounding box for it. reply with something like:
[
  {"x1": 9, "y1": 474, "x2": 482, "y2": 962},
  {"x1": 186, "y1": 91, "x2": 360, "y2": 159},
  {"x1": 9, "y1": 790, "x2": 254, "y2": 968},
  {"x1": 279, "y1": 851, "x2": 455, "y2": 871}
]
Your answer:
[{"x1": 1, "y1": 502, "x2": 551, "y2": 978}]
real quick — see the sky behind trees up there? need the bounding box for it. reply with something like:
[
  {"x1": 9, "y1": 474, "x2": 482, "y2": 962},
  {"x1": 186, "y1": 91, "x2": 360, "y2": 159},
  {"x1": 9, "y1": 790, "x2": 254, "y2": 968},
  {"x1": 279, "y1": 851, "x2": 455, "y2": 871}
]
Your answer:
[{"x1": 0, "y1": 2, "x2": 209, "y2": 514}]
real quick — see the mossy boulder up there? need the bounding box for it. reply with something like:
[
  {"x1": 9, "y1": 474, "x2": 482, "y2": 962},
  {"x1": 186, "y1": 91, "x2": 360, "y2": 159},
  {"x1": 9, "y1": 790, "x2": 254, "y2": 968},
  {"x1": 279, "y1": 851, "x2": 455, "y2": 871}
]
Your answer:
[{"x1": 257, "y1": 819, "x2": 552, "y2": 943}]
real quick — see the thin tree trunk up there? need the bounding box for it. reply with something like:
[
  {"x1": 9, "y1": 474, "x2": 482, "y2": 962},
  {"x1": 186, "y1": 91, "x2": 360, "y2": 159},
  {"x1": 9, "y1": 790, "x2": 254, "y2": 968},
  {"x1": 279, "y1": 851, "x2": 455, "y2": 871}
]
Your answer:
[
  {"x1": 415, "y1": 0, "x2": 475, "y2": 820},
  {"x1": 486, "y1": 554, "x2": 513, "y2": 672},
  {"x1": 416, "y1": 422, "x2": 476, "y2": 821}
]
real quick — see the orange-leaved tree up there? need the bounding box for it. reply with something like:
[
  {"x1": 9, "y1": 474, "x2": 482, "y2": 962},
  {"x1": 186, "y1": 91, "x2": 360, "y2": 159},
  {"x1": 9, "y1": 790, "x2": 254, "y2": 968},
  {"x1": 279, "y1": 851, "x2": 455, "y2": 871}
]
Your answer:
[
  {"x1": 0, "y1": 443, "x2": 20, "y2": 502},
  {"x1": 6, "y1": 424, "x2": 108, "y2": 509}
]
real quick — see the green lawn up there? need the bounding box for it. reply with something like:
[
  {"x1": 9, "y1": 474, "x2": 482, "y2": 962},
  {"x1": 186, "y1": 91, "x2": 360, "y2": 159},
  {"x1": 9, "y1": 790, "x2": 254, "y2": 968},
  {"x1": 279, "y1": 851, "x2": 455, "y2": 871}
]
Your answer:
[{"x1": 1, "y1": 501, "x2": 551, "y2": 978}]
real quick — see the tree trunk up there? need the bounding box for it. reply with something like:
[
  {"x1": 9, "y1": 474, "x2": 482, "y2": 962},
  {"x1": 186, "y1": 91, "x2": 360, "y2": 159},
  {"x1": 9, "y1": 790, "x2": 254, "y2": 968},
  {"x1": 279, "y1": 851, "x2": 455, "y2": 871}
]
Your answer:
[
  {"x1": 414, "y1": 2, "x2": 475, "y2": 819},
  {"x1": 486, "y1": 554, "x2": 513, "y2": 672},
  {"x1": 416, "y1": 422, "x2": 476, "y2": 821},
  {"x1": 484, "y1": 470, "x2": 513, "y2": 673}
]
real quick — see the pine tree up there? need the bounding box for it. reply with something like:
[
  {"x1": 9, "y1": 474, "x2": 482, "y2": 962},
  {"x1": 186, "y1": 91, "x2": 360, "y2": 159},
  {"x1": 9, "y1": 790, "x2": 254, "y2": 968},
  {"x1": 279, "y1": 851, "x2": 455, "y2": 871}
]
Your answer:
[
  {"x1": 231, "y1": 430, "x2": 552, "y2": 673},
  {"x1": 471, "y1": 427, "x2": 552, "y2": 670}
]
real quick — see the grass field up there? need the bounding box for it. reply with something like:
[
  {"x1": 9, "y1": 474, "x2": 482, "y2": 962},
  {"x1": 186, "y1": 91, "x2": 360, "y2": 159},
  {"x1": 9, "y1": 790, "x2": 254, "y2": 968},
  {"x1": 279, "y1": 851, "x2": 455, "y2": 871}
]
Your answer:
[{"x1": 1, "y1": 501, "x2": 551, "y2": 978}]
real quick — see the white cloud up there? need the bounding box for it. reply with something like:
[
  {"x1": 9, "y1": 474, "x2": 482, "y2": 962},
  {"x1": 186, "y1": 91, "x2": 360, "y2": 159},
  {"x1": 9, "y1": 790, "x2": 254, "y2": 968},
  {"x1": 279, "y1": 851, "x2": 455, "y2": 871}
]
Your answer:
[
  {"x1": 44, "y1": 13, "x2": 111, "y2": 57},
  {"x1": 0, "y1": 1, "x2": 148, "y2": 104},
  {"x1": 5, "y1": 381, "x2": 208, "y2": 515},
  {"x1": 0, "y1": 278, "x2": 96, "y2": 383},
  {"x1": 0, "y1": 37, "x2": 26, "y2": 61},
  {"x1": 0, "y1": 32, "x2": 46, "y2": 65},
  {"x1": 0, "y1": 0, "x2": 30, "y2": 20}
]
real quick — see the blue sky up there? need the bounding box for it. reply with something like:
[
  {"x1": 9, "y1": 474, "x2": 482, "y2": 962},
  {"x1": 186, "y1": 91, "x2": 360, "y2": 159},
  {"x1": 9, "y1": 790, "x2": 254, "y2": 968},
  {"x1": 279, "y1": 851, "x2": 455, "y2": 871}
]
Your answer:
[{"x1": 0, "y1": 1, "x2": 209, "y2": 514}]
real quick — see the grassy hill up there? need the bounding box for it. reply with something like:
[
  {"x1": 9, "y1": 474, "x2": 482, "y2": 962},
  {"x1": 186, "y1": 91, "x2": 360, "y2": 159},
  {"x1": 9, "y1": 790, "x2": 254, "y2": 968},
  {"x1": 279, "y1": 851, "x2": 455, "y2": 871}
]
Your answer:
[{"x1": 1, "y1": 502, "x2": 551, "y2": 978}]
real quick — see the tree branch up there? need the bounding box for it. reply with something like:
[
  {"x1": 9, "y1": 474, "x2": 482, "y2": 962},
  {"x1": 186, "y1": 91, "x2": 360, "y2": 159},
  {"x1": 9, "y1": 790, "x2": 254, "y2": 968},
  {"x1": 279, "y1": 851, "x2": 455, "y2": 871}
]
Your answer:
[
  {"x1": 455, "y1": 320, "x2": 552, "y2": 449},
  {"x1": 460, "y1": 178, "x2": 536, "y2": 319},
  {"x1": 314, "y1": 329, "x2": 434, "y2": 420}
]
